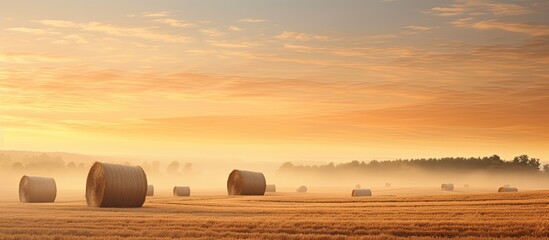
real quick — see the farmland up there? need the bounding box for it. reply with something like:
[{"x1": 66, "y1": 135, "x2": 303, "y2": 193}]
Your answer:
[{"x1": 0, "y1": 188, "x2": 548, "y2": 239}]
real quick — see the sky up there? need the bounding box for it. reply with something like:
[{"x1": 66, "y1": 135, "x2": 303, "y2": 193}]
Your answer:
[{"x1": 0, "y1": 0, "x2": 548, "y2": 164}]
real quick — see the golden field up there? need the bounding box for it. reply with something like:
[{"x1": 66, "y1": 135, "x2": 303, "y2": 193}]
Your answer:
[{"x1": 0, "y1": 188, "x2": 548, "y2": 240}]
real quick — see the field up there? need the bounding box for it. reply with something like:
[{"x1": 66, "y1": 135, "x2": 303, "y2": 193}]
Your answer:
[{"x1": 0, "y1": 188, "x2": 548, "y2": 240}]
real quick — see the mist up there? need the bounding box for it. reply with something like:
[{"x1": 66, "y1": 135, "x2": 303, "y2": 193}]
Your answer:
[{"x1": 1, "y1": 150, "x2": 548, "y2": 202}]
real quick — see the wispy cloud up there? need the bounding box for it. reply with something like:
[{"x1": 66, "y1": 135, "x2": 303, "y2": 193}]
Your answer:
[
  {"x1": 451, "y1": 18, "x2": 549, "y2": 36},
  {"x1": 228, "y1": 26, "x2": 243, "y2": 32},
  {"x1": 34, "y1": 20, "x2": 77, "y2": 28},
  {"x1": 0, "y1": 52, "x2": 74, "y2": 63},
  {"x1": 5, "y1": 27, "x2": 57, "y2": 35},
  {"x1": 237, "y1": 18, "x2": 267, "y2": 23},
  {"x1": 275, "y1": 31, "x2": 329, "y2": 41},
  {"x1": 35, "y1": 19, "x2": 190, "y2": 43},
  {"x1": 430, "y1": 7, "x2": 465, "y2": 17},
  {"x1": 154, "y1": 18, "x2": 199, "y2": 28},
  {"x1": 430, "y1": 0, "x2": 533, "y2": 17},
  {"x1": 199, "y1": 28, "x2": 224, "y2": 37},
  {"x1": 403, "y1": 25, "x2": 433, "y2": 31},
  {"x1": 208, "y1": 41, "x2": 258, "y2": 48},
  {"x1": 129, "y1": 11, "x2": 170, "y2": 18},
  {"x1": 472, "y1": 20, "x2": 549, "y2": 36}
]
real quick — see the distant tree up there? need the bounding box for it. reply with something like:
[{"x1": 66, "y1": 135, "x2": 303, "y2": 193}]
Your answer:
[
  {"x1": 167, "y1": 161, "x2": 180, "y2": 174},
  {"x1": 66, "y1": 162, "x2": 76, "y2": 169},
  {"x1": 512, "y1": 155, "x2": 540, "y2": 171},
  {"x1": 278, "y1": 162, "x2": 294, "y2": 172},
  {"x1": 152, "y1": 161, "x2": 160, "y2": 174},
  {"x1": 489, "y1": 154, "x2": 501, "y2": 161},
  {"x1": 12, "y1": 162, "x2": 24, "y2": 170},
  {"x1": 528, "y1": 157, "x2": 541, "y2": 169},
  {"x1": 183, "y1": 163, "x2": 193, "y2": 173},
  {"x1": 543, "y1": 164, "x2": 549, "y2": 174},
  {"x1": 276, "y1": 154, "x2": 544, "y2": 175}
]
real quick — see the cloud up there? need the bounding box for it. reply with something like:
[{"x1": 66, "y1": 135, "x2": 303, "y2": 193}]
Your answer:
[
  {"x1": 208, "y1": 41, "x2": 258, "y2": 48},
  {"x1": 403, "y1": 25, "x2": 433, "y2": 31},
  {"x1": 0, "y1": 52, "x2": 74, "y2": 63},
  {"x1": 63, "y1": 34, "x2": 89, "y2": 44},
  {"x1": 228, "y1": 26, "x2": 243, "y2": 31},
  {"x1": 451, "y1": 18, "x2": 549, "y2": 36},
  {"x1": 154, "y1": 18, "x2": 199, "y2": 28},
  {"x1": 237, "y1": 18, "x2": 267, "y2": 23},
  {"x1": 129, "y1": 11, "x2": 170, "y2": 18},
  {"x1": 199, "y1": 28, "x2": 224, "y2": 37},
  {"x1": 34, "y1": 20, "x2": 78, "y2": 28},
  {"x1": 35, "y1": 19, "x2": 189, "y2": 43},
  {"x1": 450, "y1": 17, "x2": 475, "y2": 27},
  {"x1": 472, "y1": 20, "x2": 549, "y2": 36},
  {"x1": 275, "y1": 31, "x2": 329, "y2": 41},
  {"x1": 430, "y1": 0, "x2": 533, "y2": 17},
  {"x1": 430, "y1": 7, "x2": 466, "y2": 17},
  {"x1": 5, "y1": 27, "x2": 57, "y2": 35},
  {"x1": 2, "y1": 34, "x2": 548, "y2": 150}
]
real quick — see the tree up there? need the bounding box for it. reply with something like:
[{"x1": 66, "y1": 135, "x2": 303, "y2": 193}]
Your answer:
[
  {"x1": 183, "y1": 163, "x2": 193, "y2": 173},
  {"x1": 12, "y1": 162, "x2": 24, "y2": 170},
  {"x1": 279, "y1": 162, "x2": 294, "y2": 170},
  {"x1": 543, "y1": 164, "x2": 549, "y2": 174},
  {"x1": 167, "y1": 161, "x2": 180, "y2": 174},
  {"x1": 152, "y1": 161, "x2": 160, "y2": 174},
  {"x1": 528, "y1": 157, "x2": 540, "y2": 169},
  {"x1": 66, "y1": 162, "x2": 76, "y2": 169}
]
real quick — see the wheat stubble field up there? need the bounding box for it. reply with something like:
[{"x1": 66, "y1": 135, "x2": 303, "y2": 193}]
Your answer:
[{"x1": 0, "y1": 189, "x2": 548, "y2": 240}]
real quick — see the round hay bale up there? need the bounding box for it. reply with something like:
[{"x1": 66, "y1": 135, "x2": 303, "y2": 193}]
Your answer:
[
  {"x1": 265, "y1": 184, "x2": 276, "y2": 192},
  {"x1": 441, "y1": 183, "x2": 454, "y2": 191},
  {"x1": 355, "y1": 184, "x2": 361, "y2": 189},
  {"x1": 385, "y1": 183, "x2": 392, "y2": 187},
  {"x1": 86, "y1": 162, "x2": 148, "y2": 208},
  {"x1": 352, "y1": 189, "x2": 372, "y2": 197},
  {"x1": 227, "y1": 169, "x2": 266, "y2": 195},
  {"x1": 146, "y1": 185, "x2": 154, "y2": 196},
  {"x1": 498, "y1": 186, "x2": 518, "y2": 192},
  {"x1": 296, "y1": 186, "x2": 307, "y2": 193},
  {"x1": 173, "y1": 186, "x2": 191, "y2": 196},
  {"x1": 19, "y1": 175, "x2": 57, "y2": 203}
]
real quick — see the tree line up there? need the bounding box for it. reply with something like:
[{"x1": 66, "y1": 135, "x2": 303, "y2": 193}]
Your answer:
[
  {"x1": 278, "y1": 155, "x2": 549, "y2": 175},
  {"x1": 0, "y1": 153, "x2": 192, "y2": 176}
]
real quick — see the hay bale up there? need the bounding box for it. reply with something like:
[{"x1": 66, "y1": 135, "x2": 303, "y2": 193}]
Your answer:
[
  {"x1": 146, "y1": 185, "x2": 154, "y2": 196},
  {"x1": 265, "y1": 184, "x2": 276, "y2": 192},
  {"x1": 355, "y1": 184, "x2": 361, "y2": 189},
  {"x1": 441, "y1": 183, "x2": 454, "y2": 191},
  {"x1": 86, "y1": 162, "x2": 148, "y2": 208},
  {"x1": 173, "y1": 186, "x2": 191, "y2": 196},
  {"x1": 19, "y1": 175, "x2": 57, "y2": 203},
  {"x1": 227, "y1": 169, "x2": 266, "y2": 195},
  {"x1": 297, "y1": 186, "x2": 307, "y2": 193},
  {"x1": 352, "y1": 189, "x2": 372, "y2": 197},
  {"x1": 385, "y1": 183, "x2": 392, "y2": 187},
  {"x1": 498, "y1": 186, "x2": 518, "y2": 192}
]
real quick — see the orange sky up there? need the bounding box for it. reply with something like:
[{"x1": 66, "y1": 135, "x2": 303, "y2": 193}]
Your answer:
[{"x1": 0, "y1": 0, "x2": 548, "y2": 163}]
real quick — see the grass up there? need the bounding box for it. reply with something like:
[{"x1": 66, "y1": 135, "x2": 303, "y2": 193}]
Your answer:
[{"x1": 0, "y1": 189, "x2": 548, "y2": 239}]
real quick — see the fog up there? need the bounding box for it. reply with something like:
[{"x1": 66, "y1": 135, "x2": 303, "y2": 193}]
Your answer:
[{"x1": 1, "y1": 153, "x2": 548, "y2": 202}]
